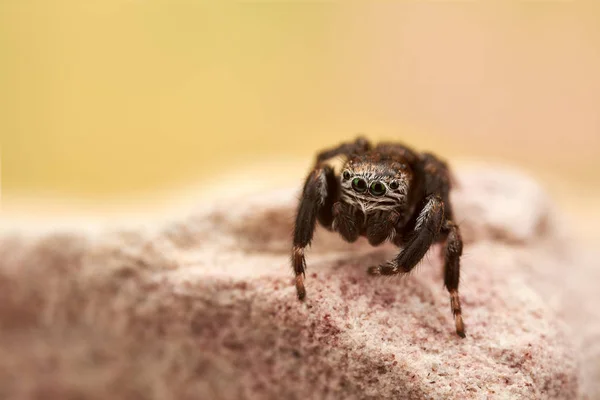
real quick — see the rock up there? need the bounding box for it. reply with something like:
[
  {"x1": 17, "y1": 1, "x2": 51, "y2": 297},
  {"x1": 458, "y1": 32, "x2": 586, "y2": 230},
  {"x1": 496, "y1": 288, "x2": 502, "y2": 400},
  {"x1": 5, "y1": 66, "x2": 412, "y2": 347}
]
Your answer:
[{"x1": 0, "y1": 166, "x2": 592, "y2": 400}]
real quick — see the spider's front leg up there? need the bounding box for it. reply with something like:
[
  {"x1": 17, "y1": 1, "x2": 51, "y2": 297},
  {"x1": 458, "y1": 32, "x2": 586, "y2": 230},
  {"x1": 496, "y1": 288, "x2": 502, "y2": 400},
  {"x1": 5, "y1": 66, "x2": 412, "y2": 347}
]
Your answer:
[
  {"x1": 367, "y1": 195, "x2": 444, "y2": 277},
  {"x1": 292, "y1": 165, "x2": 338, "y2": 300}
]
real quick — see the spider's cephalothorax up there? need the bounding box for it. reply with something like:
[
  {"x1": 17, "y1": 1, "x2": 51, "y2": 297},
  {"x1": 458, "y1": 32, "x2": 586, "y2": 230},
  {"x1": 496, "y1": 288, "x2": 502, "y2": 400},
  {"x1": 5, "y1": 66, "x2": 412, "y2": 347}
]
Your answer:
[{"x1": 291, "y1": 137, "x2": 466, "y2": 338}]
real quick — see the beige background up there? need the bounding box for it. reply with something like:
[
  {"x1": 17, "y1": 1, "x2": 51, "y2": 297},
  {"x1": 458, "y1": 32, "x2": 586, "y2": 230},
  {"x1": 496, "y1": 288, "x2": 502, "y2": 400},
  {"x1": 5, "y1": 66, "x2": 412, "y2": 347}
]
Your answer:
[{"x1": 1, "y1": 2, "x2": 599, "y2": 239}]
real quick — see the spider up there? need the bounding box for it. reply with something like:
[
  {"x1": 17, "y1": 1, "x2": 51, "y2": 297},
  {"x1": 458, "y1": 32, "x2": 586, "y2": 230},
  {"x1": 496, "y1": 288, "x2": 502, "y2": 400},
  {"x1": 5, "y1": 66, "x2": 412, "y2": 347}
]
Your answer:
[{"x1": 291, "y1": 137, "x2": 466, "y2": 338}]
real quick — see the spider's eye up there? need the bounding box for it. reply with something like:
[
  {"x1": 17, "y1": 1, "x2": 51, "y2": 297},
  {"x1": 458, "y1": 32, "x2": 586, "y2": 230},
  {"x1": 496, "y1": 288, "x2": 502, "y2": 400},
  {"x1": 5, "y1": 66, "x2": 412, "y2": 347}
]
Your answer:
[
  {"x1": 369, "y1": 181, "x2": 386, "y2": 196},
  {"x1": 342, "y1": 170, "x2": 351, "y2": 180},
  {"x1": 352, "y1": 177, "x2": 367, "y2": 193},
  {"x1": 389, "y1": 181, "x2": 400, "y2": 190}
]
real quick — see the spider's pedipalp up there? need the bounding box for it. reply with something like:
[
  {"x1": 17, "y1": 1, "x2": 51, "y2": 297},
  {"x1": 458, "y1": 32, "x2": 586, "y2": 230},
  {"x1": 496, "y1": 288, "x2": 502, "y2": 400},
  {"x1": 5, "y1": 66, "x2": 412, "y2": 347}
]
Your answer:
[
  {"x1": 332, "y1": 202, "x2": 362, "y2": 242},
  {"x1": 365, "y1": 210, "x2": 400, "y2": 246}
]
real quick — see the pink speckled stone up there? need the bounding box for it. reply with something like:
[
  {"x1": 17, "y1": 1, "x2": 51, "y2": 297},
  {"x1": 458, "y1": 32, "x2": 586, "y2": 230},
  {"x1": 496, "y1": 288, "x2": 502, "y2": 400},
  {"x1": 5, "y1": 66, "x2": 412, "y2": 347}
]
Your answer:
[{"x1": 0, "y1": 166, "x2": 596, "y2": 399}]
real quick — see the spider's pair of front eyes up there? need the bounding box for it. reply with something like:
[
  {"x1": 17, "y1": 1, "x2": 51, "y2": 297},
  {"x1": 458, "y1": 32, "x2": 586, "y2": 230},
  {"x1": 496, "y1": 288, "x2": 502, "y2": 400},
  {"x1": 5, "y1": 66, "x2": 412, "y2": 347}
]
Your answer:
[{"x1": 342, "y1": 171, "x2": 398, "y2": 197}]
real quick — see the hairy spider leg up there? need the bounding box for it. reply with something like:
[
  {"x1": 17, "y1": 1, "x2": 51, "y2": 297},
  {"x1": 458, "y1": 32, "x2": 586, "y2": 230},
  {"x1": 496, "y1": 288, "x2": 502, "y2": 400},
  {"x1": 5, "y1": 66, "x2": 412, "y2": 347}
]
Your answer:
[
  {"x1": 441, "y1": 220, "x2": 465, "y2": 337},
  {"x1": 315, "y1": 136, "x2": 371, "y2": 164},
  {"x1": 291, "y1": 166, "x2": 337, "y2": 300},
  {"x1": 292, "y1": 137, "x2": 373, "y2": 300},
  {"x1": 421, "y1": 154, "x2": 465, "y2": 337}
]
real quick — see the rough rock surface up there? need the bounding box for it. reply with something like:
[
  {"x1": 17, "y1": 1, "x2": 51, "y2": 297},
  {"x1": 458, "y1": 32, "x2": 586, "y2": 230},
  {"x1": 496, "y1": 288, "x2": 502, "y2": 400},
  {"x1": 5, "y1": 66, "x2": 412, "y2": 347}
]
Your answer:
[{"x1": 0, "y1": 166, "x2": 595, "y2": 400}]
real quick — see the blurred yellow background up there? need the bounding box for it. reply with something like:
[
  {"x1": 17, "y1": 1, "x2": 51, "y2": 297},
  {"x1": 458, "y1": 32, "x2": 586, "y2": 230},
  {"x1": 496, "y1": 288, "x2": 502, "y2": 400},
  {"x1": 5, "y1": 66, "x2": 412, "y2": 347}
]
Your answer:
[{"x1": 1, "y1": 2, "x2": 599, "y2": 234}]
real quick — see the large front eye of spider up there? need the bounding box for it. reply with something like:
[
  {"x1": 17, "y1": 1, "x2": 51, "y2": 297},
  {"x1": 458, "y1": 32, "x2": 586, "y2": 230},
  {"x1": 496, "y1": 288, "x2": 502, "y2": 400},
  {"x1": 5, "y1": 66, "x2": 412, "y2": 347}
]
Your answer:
[
  {"x1": 351, "y1": 177, "x2": 367, "y2": 193},
  {"x1": 369, "y1": 181, "x2": 386, "y2": 196}
]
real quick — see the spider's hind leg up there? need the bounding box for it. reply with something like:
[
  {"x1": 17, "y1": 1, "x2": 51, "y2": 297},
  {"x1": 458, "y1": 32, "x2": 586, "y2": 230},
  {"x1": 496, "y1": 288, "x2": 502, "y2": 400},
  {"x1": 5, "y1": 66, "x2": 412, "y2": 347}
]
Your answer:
[
  {"x1": 440, "y1": 220, "x2": 465, "y2": 338},
  {"x1": 315, "y1": 136, "x2": 372, "y2": 164},
  {"x1": 292, "y1": 165, "x2": 338, "y2": 300}
]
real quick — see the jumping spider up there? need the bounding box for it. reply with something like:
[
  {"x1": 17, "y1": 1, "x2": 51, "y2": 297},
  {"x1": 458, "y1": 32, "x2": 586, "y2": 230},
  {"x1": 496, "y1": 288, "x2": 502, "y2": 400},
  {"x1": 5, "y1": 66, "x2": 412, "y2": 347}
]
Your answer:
[{"x1": 291, "y1": 137, "x2": 465, "y2": 338}]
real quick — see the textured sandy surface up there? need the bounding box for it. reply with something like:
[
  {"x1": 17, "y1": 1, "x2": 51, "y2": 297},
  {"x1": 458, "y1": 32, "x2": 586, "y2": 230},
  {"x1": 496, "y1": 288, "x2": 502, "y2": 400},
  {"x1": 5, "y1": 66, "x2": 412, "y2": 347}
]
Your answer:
[{"x1": 0, "y1": 166, "x2": 598, "y2": 399}]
